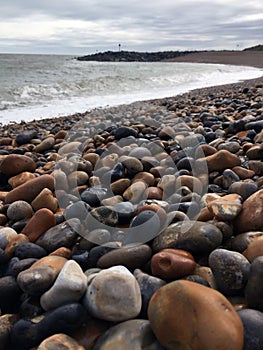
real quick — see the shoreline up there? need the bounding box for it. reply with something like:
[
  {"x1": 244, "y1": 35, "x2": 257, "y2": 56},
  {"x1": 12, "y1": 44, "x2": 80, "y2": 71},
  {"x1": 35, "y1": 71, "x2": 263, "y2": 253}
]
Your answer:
[
  {"x1": 0, "y1": 50, "x2": 262, "y2": 130},
  {"x1": 1, "y1": 73, "x2": 262, "y2": 134}
]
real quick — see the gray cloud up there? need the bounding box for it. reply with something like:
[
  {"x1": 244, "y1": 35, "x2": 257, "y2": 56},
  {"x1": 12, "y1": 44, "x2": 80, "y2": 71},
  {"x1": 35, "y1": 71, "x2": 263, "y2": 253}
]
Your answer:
[{"x1": 0, "y1": 0, "x2": 262, "y2": 54}]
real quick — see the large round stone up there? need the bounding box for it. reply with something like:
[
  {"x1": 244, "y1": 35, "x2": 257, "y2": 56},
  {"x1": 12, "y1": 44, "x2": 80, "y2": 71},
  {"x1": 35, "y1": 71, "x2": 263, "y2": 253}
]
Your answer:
[{"x1": 148, "y1": 280, "x2": 244, "y2": 350}]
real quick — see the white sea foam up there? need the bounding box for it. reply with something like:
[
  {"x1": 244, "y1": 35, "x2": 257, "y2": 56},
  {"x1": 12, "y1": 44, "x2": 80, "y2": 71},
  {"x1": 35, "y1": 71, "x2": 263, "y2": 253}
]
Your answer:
[{"x1": 0, "y1": 54, "x2": 262, "y2": 125}]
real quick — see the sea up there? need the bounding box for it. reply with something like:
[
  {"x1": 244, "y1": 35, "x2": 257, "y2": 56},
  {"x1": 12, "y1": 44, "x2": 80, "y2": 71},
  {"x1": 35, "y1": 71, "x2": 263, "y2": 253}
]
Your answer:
[{"x1": 0, "y1": 53, "x2": 263, "y2": 125}]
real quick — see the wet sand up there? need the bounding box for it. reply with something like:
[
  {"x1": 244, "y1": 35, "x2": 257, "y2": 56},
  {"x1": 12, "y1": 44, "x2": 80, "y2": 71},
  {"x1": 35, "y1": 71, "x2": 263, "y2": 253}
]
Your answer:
[{"x1": 164, "y1": 50, "x2": 263, "y2": 69}]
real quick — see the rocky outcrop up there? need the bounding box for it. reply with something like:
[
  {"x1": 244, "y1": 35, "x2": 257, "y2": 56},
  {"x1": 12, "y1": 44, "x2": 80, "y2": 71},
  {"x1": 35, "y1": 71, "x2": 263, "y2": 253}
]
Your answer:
[{"x1": 76, "y1": 50, "x2": 190, "y2": 62}]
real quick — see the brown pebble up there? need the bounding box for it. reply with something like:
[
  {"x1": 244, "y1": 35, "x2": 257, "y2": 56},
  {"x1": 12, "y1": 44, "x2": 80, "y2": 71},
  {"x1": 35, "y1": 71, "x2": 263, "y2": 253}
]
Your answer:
[
  {"x1": 111, "y1": 178, "x2": 131, "y2": 195},
  {"x1": 151, "y1": 248, "x2": 196, "y2": 279},
  {"x1": 234, "y1": 189, "x2": 263, "y2": 233},
  {"x1": 0, "y1": 154, "x2": 36, "y2": 176},
  {"x1": 31, "y1": 188, "x2": 58, "y2": 213},
  {"x1": 232, "y1": 166, "x2": 255, "y2": 179},
  {"x1": 148, "y1": 280, "x2": 244, "y2": 350},
  {"x1": 22, "y1": 208, "x2": 56, "y2": 242},
  {"x1": 5, "y1": 174, "x2": 55, "y2": 204},
  {"x1": 200, "y1": 150, "x2": 241, "y2": 172},
  {"x1": 145, "y1": 187, "x2": 163, "y2": 200}
]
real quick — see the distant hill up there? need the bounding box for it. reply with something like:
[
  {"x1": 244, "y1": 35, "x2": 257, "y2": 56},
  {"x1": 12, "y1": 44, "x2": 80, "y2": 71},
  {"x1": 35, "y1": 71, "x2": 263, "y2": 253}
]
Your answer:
[{"x1": 243, "y1": 44, "x2": 263, "y2": 51}]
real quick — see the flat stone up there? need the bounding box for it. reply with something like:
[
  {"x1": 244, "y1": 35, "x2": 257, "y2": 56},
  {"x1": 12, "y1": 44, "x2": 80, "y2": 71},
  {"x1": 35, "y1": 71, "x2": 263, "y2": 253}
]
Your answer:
[
  {"x1": 152, "y1": 221, "x2": 223, "y2": 255},
  {"x1": 40, "y1": 260, "x2": 87, "y2": 311},
  {"x1": 0, "y1": 154, "x2": 36, "y2": 176},
  {"x1": 234, "y1": 189, "x2": 263, "y2": 234},
  {"x1": 7, "y1": 200, "x2": 33, "y2": 221},
  {"x1": 209, "y1": 248, "x2": 250, "y2": 296},
  {"x1": 148, "y1": 280, "x2": 244, "y2": 350},
  {"x1": 207, "y1": 194, "x2": 242, "y2": 221},
  {"x1": 35, "y1": 218, "x2": 80, "y2": 252},
  {"x1": 5, "y1": 174, "x2": 55, "y2": 204},
  {"x1": 94, "y1": 319, "x2": 164, "y2": 350},
  {"x1": 22, "y1": 208, "x2": 56, "y2": 242},
  {"x1": 83, "y1": 265, "x2": 141, "y2": 321},
  {"x1": 199, "y1": 150, "x2": 241, "y2": 172},
  {"x1": 97, "y1": 244, "x2": 152, "y2": 269}
]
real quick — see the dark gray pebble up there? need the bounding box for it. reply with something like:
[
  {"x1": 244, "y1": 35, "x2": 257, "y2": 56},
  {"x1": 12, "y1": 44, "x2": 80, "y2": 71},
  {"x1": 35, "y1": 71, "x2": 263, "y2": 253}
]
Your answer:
[
  {"x1": 134, "y1": 269, "x2": 166, "y2": 318},
  {"x1": 81, "y1": 186, "x2": 108, "y2": 206},
  {"x1": 10, "y1": 303, "x2": 86, "y2": 349},
  {"x1": 209, "y1": 248, "x2": 250, "y2": 296},
  {"x1": 0, "y1": 275, "x2": 22, "y2": 313},
  {"x1": 245, "y1": 256, "x2": 263, "y2": 311},
  {"x1": 35, "y1": 218, "x2": 80, "y2": 252},
  {"x1": 14, "y1": 242, "x2": 47, "y2": 259},
  {"x1": 238, "y1": 308, "x2": 263, "y2": 350}
]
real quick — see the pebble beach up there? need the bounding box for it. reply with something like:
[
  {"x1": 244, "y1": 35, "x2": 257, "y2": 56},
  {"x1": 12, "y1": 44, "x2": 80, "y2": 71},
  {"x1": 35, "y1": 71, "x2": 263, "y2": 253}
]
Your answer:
[{"x1": 0, "y1": 52, "x2": 263, "y2": 349}]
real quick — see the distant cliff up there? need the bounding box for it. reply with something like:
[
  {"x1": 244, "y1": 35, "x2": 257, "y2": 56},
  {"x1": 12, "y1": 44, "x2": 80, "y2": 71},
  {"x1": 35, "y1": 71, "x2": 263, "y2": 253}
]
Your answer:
[{"x1": 76, "y1": 50, "x2": 191, "y2": 62}]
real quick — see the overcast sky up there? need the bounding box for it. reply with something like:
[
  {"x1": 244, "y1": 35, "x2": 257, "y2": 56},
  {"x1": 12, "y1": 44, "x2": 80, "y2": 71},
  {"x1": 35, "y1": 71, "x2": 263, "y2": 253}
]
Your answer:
[{"x1": 0, "y1": 0, "x2": 262, "y2": 55}]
